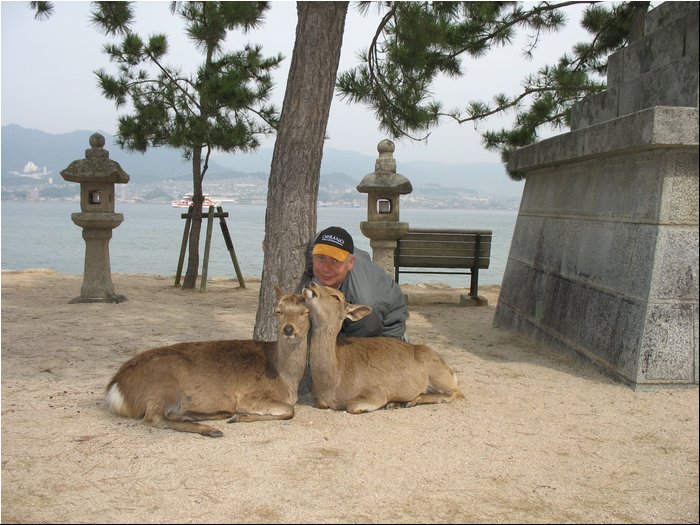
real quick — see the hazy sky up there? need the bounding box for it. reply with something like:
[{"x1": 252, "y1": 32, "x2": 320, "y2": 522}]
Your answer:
[{"x1": 1, "y1": 1, "x2": 593, "y2": 164}]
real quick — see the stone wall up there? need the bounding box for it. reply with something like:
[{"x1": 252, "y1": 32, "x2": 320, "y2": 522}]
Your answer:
[{"x1": 493, "y1": 2, "x2": 699, "y2": 388}]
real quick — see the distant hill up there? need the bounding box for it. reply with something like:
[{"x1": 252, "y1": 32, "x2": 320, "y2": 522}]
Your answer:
[
  {"x1": 1, "y1": 124, "x2": 523, "y2": 197},
  {"x1": 1, "y1": 124, "x2": 194, "y2": 183}
]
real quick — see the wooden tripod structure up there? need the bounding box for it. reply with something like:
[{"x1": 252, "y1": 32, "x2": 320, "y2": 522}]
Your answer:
[{"x1": 175, "y1": 205, "x2": 245, "y2": 292}]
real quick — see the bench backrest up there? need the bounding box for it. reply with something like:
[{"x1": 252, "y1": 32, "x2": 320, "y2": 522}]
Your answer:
[{"x1": 395, "y1": 228, "x2": 492, "y2": 270}]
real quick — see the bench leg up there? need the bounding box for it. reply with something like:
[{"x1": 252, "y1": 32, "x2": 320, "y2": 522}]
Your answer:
[{"x1": 470, "y1": 267, "x2": 479, "y2": 299}]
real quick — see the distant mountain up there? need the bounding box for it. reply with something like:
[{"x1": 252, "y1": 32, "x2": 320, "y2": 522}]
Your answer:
[
  {"x1": 1, "y1": 124, "x2": 195, "y2": 182},
  {"x1": 213, "y1": 146, "x2": 522, "y2": 197},
  {"x1": 1, "y1": 124, "x2": 523, "y2": 197}
]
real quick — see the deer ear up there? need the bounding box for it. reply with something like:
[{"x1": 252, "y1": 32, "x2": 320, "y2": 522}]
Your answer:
[
  {"x1": 274, "y1": 286, "x2": 283, "y2": 301},
  {"x1": 345, "y1": 304, "x2": 372, "y2": 322}
]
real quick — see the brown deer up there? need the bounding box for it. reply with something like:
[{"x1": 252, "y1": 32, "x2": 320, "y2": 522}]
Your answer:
[
  {"x1": 105, "y1": 288, "x2": 310, "y2": 437},
  {"x1": 302, "y1": 282, "x2": 464, "y2": 413}
]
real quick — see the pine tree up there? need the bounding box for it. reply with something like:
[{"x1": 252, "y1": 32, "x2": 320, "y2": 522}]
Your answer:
[
  {"x1": 90, "y1": 1, "x2": 282, "y2": 288},
  {"x1": 337, "y1": 1, "x2": 649, "y2": 179}
]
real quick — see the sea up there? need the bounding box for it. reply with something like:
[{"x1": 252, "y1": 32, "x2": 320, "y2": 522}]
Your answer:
[{"x1": 1, "y1": 201, "x2": 518, "y2": 288}]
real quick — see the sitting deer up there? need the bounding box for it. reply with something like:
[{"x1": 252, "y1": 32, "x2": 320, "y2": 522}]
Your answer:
[
  {"x1": 302, "y1": 282, "x2": 464, "y2": 413},
  {"x1": 105, "y1": 287, "x2": 310, "y2": 437}
]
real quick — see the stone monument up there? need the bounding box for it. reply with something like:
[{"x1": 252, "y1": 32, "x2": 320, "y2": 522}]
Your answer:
[
  {"x1": 494, "y1": 2, "x2": 698, "y2": 388},
  {"x1": 357, "y1": 139, "x2": 413, "y2": 274},
  {"x1": 61, "y1": 133, "x2": 130, "y2": 303}
]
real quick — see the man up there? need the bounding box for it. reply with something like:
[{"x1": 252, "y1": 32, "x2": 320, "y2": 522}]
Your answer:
[{"x1": 296, "y1": 226, "x2": 408, "y2": 339}]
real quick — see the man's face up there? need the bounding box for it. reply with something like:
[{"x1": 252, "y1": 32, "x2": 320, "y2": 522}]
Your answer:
[{"x1": 312, "y1": 253, "x2": 355, "y2": 289}]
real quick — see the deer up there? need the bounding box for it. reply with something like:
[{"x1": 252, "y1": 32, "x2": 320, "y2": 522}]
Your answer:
[
  {"x1": 301, "y1": 281, "x2": 464, "y2": 413},
  {"x1": 105, "y1": 287, "x2": 310, "y2": 437}
]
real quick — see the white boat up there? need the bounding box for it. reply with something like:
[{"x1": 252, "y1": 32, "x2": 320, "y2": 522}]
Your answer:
[{"x1": 171, "y1": 193, "x2": 222, "y2": 208}]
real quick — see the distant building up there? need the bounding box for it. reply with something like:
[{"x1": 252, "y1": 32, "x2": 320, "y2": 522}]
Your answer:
[{"x1": 9, "y1": 161, "x2": 53, "y2": 179}]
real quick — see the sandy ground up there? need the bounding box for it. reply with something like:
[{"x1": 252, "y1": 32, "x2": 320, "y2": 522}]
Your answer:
[{"x1": 1, "y1": 269, "x2": 698, "y2": 524}]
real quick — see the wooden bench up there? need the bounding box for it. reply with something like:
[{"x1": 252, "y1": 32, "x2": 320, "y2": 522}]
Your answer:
[{"x1": 394, "y1": 228, "x2": 492, "y2": 299}]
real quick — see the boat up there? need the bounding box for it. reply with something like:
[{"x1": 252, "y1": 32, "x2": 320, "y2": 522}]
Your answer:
[{"x1": 171, "y1": 193, "x2": 222, "y2": 208}]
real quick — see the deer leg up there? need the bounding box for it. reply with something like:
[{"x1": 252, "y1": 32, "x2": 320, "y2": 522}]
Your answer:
[
  {"x1": 346, "y1": 392, "x2": 389, "y2": 414},
  {"x1": 227, "y1": 401, "x2": 294, "y2": 423},
  {"x1": 403, "y1": 390, "x2": 465, "y2": 408},
  {"x1": 181, "y1": 410, "x2": 236, "y2": 421},
  {"x1": 151, "y1": 417, "x2": 224, "y2": 437},
  {"x1": 143, "y1": 402, "x2": 224, "y2": 437}
]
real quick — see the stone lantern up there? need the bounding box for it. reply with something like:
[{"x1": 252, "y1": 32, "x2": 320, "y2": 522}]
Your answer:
[
  {"x1": 357, "y1": 139, "x2": 413, "y2": 274},
  {"x1": 61, "y1": 133, "x2": 130, "y2": 303}
]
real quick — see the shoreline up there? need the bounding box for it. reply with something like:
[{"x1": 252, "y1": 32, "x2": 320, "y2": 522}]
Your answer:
[{"x1": 0, "y1": 267, "x2": 504, "y2": 304}]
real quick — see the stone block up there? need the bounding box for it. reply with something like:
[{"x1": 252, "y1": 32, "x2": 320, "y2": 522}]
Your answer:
[
  {"x1": 622, "y1": 16, "x2": 687, "y2": 82},
  {"x1": 645, "y1": 1, "x2": 698, "y2": 35},
  {"x1": 649, "y1": 227, "x2": 699, "y2": 301},
  {"x1": 606, "y1": 50, "x2": 624, "y2": 90},
  {"x1": 618, "y1": 55, "x2": 700, "y2": 116},
  {"x1": 570, "y1": 87, "x2": 619, "y2": 130},
  {"x1": 639, "y1": 303, "x2": 697, "y2": 383},
  {"x1": 660, "y1": 150, "x2": 700, "y2": 224},
  {"x1": 510, "y1": 107, "x2": 698, "y2": 174}
]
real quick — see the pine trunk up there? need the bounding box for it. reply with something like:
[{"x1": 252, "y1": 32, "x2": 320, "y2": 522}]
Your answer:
[
  {"x1": 253, "y1": 1, "x2": 348, "y2": 340},
  {"x1": 182, "y1": 148, "x2": 204, "y2": 289}
]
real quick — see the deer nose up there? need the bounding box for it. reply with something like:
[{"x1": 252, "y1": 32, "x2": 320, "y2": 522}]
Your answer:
[{"x1": 283, "y1": 324, "x2": 294, "y2": 337}]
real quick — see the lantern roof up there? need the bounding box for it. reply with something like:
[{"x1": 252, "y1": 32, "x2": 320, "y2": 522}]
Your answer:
[
  {"x1": 61, "y1": 133, "x2": 130, "y2": 184},
  {"x1": 356, "y1": 139, "x2": 412, "y2": 194}
]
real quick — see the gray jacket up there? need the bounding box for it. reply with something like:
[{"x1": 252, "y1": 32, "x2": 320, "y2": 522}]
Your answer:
[{"x1": 297, "y1": 245, "x2": 408, "y2": 339}]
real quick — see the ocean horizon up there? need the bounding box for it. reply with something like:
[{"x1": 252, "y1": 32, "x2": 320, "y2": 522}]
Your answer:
[{"x1": 1, "y1": 201, "x2": 517, "y2": 288}]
